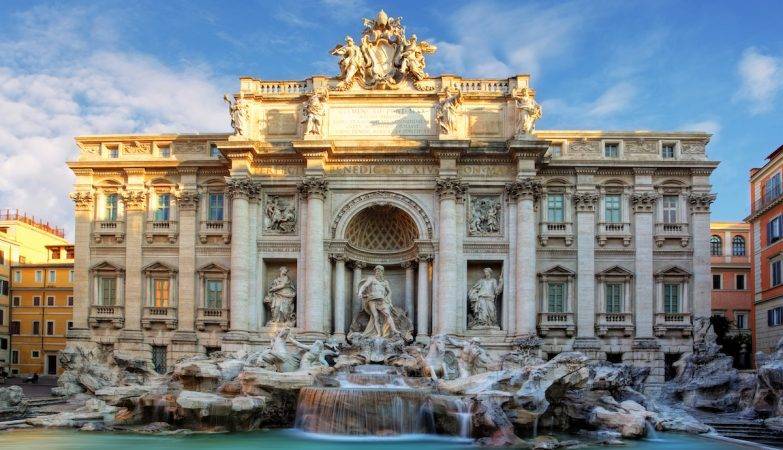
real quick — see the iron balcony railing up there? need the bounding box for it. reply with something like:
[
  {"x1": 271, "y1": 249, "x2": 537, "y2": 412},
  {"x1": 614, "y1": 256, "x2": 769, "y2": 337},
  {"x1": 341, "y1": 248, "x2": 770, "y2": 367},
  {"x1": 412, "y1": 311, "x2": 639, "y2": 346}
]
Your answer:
[{"x1": 753, "y1": 185, "x2": 783, "y2": 214}]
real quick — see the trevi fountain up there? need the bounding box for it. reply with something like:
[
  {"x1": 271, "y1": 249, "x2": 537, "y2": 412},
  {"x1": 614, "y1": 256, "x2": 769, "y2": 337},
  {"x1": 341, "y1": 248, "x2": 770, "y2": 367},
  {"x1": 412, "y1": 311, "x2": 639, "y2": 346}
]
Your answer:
[{"x1": 2, "y1": 9, "x2": 783, "y2": 450}]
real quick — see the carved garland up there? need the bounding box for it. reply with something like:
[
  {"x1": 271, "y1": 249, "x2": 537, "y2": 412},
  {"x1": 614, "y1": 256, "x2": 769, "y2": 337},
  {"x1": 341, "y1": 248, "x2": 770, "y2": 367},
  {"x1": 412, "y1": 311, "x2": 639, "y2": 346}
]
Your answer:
[{"x1": 330, "y1": 190, "x2": 434, "y2": 240}]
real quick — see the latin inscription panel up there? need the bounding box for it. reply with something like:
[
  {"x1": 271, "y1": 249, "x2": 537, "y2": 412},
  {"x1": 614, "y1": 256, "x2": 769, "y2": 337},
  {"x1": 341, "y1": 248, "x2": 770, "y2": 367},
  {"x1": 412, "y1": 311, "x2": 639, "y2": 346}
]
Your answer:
[{"x1": 329, "y1": 106, "x2": 435, "y2": 137}]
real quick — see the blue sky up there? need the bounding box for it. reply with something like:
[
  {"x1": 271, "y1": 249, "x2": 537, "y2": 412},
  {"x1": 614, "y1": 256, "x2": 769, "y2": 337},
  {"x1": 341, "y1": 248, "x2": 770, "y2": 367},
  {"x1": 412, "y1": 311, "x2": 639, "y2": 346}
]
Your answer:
[{"x1": 0, "y1": 0, "x2": 781, "y2": 236}]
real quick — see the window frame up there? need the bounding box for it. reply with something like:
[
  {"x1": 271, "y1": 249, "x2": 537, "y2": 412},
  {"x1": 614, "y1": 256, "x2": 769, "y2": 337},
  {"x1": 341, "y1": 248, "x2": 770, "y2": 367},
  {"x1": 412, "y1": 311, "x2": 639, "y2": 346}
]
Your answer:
[
  {"x1": 732, "y1": 235, "x2": 746, "y2": 256},
  {"x1": 546, "y1": 194, "x2": 565, "y2": 223},
  {"x1": 662, "y1": 195, "x2": 679, "y2": 223},
  {"x1": 663, "y1": 283, "x2": 681, "y2": 313},
  {"x1": 712, "y1": 274, "x2": 722, "y2": 290},
  {"x1": 604, "y1": 194, "x2": 622, "y2": 223},
  {"x1": 547, "y1": 282, "x2": 567, "y2": 313},
  {"x1": 710, "y1": 235, "x2": 723, "y2": 256},
  {"x1": 603, "y1": 141, "x2": 620, "y2": 158},
  {"x1": 208, "y1": 192, "x2": 225, "y2": 221},
  {"x1": 605, "y1": 283, "x2": 623, "y2": 313},
  {"x1": 736, "y1": 274, "x2": 746, "y2": 290}
]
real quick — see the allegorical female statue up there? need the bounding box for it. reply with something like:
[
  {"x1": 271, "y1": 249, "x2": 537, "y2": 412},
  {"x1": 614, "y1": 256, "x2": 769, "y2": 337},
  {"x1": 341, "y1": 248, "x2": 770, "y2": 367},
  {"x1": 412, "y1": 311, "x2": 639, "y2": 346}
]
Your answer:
[
  {"x1": 349, "y1": 265, "x2": 413, "y2": 341},
  {"x1": 224, "y1": 93, "x2": 248, "y2": 136},
  {"x1": 264, "y1": 267, "x2": 296, "y2": 326},
  {"x1": 513, "y1": 87, "x2": 542, "y2": 138},
  {"x1": 468, "y1": 268, "x2": 503, "y2": 329},
  {"x1": 301, "y1": 90, "x2": 327, "y2": 136}
]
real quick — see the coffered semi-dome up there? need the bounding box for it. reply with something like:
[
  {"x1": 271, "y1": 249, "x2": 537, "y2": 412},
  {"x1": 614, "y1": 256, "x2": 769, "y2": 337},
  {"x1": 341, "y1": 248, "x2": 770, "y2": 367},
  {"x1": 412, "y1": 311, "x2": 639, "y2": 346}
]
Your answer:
[{"x1": 345, "y1": 205, "x2": 418, "y2": 253}]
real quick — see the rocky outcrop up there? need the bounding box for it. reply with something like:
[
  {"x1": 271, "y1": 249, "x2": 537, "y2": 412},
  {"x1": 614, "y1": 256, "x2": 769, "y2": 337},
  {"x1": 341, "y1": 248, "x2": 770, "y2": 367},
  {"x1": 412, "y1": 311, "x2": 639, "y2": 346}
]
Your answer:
[
  {"x1": 52, "y1": 344, "x2": 158, "y2": 397},
  {"x1": 0, "y1": 386, "x2": 28, "y2": 419}
]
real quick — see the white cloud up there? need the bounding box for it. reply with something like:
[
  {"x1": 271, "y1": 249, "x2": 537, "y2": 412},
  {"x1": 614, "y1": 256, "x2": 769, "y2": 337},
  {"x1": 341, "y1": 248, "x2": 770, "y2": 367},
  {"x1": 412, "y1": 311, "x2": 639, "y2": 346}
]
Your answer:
[
  {"x1": 736, "y1": 47, "x2": 782, "y2": 114},
  {"x1": 587, "y1": 82, "x2": 636, "y2": 117},
  {"x1": 0, "y1": 5, "x2": 228, "y2": 239},
  {"x1": 679, "y1": 120, "x2": 721, "y2": 136},
  {"x1": 541, "y1": 82, "x2": 636, "y2": 126}
]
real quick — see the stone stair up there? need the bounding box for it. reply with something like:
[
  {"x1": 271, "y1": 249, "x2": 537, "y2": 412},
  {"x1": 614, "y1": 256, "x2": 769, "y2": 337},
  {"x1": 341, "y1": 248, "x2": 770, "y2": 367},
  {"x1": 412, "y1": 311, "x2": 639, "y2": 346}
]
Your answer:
[{"x1": 705, "y1": 421, "x2": 783, "y2": 448}]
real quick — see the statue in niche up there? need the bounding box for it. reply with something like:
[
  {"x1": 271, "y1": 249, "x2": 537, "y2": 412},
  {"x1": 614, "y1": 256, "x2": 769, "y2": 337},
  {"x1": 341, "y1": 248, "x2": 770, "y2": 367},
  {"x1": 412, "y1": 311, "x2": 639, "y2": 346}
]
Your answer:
[
  {"x1": 224, "y1": 93, "x2": 248, "y2": 136},
  {"x1": 265, "y1": 196, "x2": 296, "y2": 233},
  {"x1": 513, "y1": 87, "x2": 542, "y2": 138},
  {"x1": 348, "y1": 265, "x2": 413, "y2": 342},
  {"x1": 469, "y1": 197, "x2": 501, "y2": 235},
  {"x1": 447, "y1": 336, "x2": 493, "y2": 378},
  {"x1": 435, "y1": 90, "x2": 463, "y2": 135},
  {"x1": 468, "y1": 268, "x2": 503, "y2": 329},
  {"x1": 301, "y1": 89, "x2": 328, "y2": 136},
  {"x1": 264, "y1": 267, "x2": 296, "y2": 326}
]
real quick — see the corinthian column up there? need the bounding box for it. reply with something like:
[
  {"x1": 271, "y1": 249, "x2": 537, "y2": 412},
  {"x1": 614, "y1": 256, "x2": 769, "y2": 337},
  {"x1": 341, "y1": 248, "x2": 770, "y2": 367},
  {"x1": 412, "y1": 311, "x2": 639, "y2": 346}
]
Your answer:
[
  {"x1": 332, "y1": 254, "x2": 347, "y2": 339},
  {"x1": 689, "y1": 192, "x2": 716, "y2": 319},
  {"x1": 435, "y1": 177, "x2": 466, "y2": 335},
  {"x1": 573, "y1": 192, "x2": 599, "y2": 340},
  {"x1": 227, "y1": 177, "x2": 257, "y2": 334},
  {"x1": 298, "y1": 176, "x2": 329, "y2": 335},
  {"x1": 631, "y1": 191, "x2": 659, "y2": 338},
  {"x1": 416, "y1": 255, "x2": 431, "y2": 340},
  {"x1": 175, "y1": 189, "x2": 199, "y2": 334},
  {"x1": 68, "y1": 191, "x2": 94, "y2": 335},
  {"x1": 121, "y1": 189, "x2": 147, "y2": 332},
  {"x1": 506, "y1": 178, "x2": 541, "y2": 336}
]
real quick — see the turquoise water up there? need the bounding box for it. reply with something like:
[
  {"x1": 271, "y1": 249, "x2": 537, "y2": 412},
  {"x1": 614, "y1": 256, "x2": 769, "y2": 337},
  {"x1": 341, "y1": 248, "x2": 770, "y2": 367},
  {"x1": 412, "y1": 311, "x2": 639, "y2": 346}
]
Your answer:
[{"x1": 0, "y1": 429, "x2": 752, "y2": 450}]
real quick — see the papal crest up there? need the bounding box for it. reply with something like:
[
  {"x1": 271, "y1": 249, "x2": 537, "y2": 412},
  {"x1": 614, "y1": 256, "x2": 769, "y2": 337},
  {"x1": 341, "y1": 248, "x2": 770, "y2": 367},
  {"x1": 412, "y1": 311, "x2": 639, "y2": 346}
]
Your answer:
[{"x1": 330, "y1": 10, "x2": 437, "y2": 91}]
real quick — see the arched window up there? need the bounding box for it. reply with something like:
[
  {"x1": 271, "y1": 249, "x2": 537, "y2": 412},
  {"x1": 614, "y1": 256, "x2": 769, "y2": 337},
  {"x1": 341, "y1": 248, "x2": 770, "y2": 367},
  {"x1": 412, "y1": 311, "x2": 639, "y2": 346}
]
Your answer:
[
  {"x1": 732, "y1": 236, "x2": 746, "y2": 256},
  {"x1": 710, "y1": 235, "x2": 722, "y2": 256}
]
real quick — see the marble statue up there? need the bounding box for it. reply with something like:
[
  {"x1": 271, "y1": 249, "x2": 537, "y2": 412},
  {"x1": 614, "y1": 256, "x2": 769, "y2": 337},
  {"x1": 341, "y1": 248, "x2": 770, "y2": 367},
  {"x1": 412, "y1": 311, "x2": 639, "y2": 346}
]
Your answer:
[
  {"x1": 422, "y1": 334, "x2": 456, "y2": 381},
  {"x1": 349, "y1": 265, "x2": 413, "y2": 342},
  {"x1": 513, "y1": 87, "x2": 542, "y2": 138},
  {"x1": 301, "y1": 90, "x2": 327, "y2": 136},
  {"x1": 469, "y1": 197, "x2": 501, "y2": 235},
  {"x1": 252, "y1": 327, "x2": 300, "y2": 372},
  {"x1": 330, "y1": 36, "x2": 364, "y2": 89},
  {"x1": 265, "y1": 196, "x2": 296, "y2": 233},
  {"x1": 288, "y1": 334, "x2": 337, "y2": 370},
  {"x1": 435, "y1": 90, "x2": 463, "y2": 134},
  {"x1": 224, "y1": 94, "x2": 248, "y2": 136},
  {"x1": 395, "y1": 34, "x2": 436, "y2": 82},
  {"x1": 468, "y1": 268, "x2": 503, "y2": 329},
  {"x1": 447, "y1": 336, "x2": 492, "y2": 378},
  {"x1": 264, "y1": 267, "x2": 296, "y2": 326}
]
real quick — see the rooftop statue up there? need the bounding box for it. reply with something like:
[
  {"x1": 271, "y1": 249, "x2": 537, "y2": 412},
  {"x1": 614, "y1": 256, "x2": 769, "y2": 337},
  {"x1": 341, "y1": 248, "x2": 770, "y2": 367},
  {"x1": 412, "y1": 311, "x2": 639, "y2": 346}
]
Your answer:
[
  {"x1": 513, "y1": 87, "x2": 542, "y2": 138},
  {"x1": 330, "y1": 10, "x2": 437, "y2": 91}
]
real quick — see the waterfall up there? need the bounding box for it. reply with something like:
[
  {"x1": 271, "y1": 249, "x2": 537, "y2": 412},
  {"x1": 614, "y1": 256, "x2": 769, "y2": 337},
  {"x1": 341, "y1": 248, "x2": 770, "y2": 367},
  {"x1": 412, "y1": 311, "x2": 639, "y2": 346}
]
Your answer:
[
  {"x1": 452, "y1": 398, "x2": 472, "y2": 439},
  {"x1": 295, "y1": 387, "x2": 435, "y2": 435}
]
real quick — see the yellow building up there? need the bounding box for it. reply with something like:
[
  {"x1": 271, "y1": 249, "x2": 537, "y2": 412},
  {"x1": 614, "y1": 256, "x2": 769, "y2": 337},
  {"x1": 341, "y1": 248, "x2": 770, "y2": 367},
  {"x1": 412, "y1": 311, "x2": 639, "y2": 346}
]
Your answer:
[
  {"x1": 9, "y1": 244, "x2": 74, "y2": 376},
  {"x1": 0, "y1": 210, "x2": 70, "y2": 376}
]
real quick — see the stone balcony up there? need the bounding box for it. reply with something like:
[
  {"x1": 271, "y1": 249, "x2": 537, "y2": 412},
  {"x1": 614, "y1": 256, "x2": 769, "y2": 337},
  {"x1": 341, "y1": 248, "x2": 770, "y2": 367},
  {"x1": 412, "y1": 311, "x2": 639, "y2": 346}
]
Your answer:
[
  {"x1": 596, "y1": 222, "x2": 632, "y2": 246},
  {"x1": 145, "y1": 220, "x2": 178, "y2": 244},
  {"x1": 92, "y1": 220, "x2": 125, "y2": 243},
  {"x1": 538, "y1": 222, "x2": 574, "y2": 246},
  {"x1": 654, "y1": 222, "x2": 690, "y2": 247},
  {"x1": 654, "y1": 312, "x2": 692, "y2": 337},
  {"x1": 196, "y1": 307, "x2": 230, "y2": 331},
  {"x1": 199, "y1": 220, "x2": 231, "y2": 244},
  {"x1": 88, "y1": 305, "x2": 124, "y2": 329},
  {"x1": 595, "y1": 312, "x2": 635, "y2": 337},
  {"x1": 141, "y1": 306, "x2": 178, "y2": 330},
  {"x1": 538, "y1": 312, "x2": 575, "y2": 336}
]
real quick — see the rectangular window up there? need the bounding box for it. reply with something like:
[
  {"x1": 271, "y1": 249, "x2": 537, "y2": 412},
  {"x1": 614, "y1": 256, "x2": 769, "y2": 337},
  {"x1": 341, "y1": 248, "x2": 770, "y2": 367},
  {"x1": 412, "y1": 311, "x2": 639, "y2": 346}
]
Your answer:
[
  {"x1": 547, "y1": 283, "x2": 566, "y2": 313},
  {"x1": 663, "y1": 283, "x2": 680, "y2": 313},
  {"x1": 100, "y1": 277, "x2": 117, "y2": 306},
  {"x1": 547, "y1": 194, "x2": 565, "y2": 223},
  {"x1": 206, "y1": 280, "x2": 223, "y2": 308},
  {"x1": 108, "y1": 147, "x2": 119, "y2": 159},
  {"x1": 10, "y1": 321, "x2": 19, "y2": 335},
  {"x1": 0, "y1": 338, "x2": 6, "y2": 350},
  {"x1": 35, "y1": 270, "x2": 42, "y2": 282},
  {"x1": 33, "y1": 296, "x2": 41, "y2": 306},
  {"x1": 605, "y1": 283, "x2": 623, "y2": 313},
  {"x1": 210, "y1": 145, "x2": 220, "y2": 157},
  {"x1": 49, "y1": 270, "x2": 56, "y2": 282},
  {"x1": 548, "y1": 144, "x2": 562, "y2": 157},
  {"x1": 13, "y1": 270, "x2": 20, "y2": 283},
  {"x1": 765, "y1": 173, "x2": 782, "y2": 201},
  {"x1": 32, "y1": 321, "x2": 40, "y2": 335},
  {"x1": 159, "y1": 145, "x2": 171, "y2": 157},
  {"x1": 662, "y1": 195, "x2": 679, "y2": 223},
  {"x1": 47, "y1": 296, "x2": 55, "y2": 306},
  {"x1": 67, "y1": 296, "x2": 74, "y2": 306},
  {"x1": 153, "y1": 279, "x2": 170, "y2": 307},
  {"x1": 0, "y1": 279, "x2": 7, "y2": 295},
  {"x1": 67, "y1": 321, "x2": 73, "y2": 330},
  {"x1": 773, "y1": 260, "x2": 782, "y2": 287},
  {"x1": 0, "y1": 250, "x2": 4, "y2": 265},
  {"x1": 736, "y1": 274, "x2": 746, "y2": 290},
  {"x1": 604, "y1": 195, "x2": 622, "y2": 223},
  {"x1": 31, "y1": 350, "x2": 39, "y2": 358},
  {"x1": 46, "y1": 321, "x2": 54, "y2": 335},
  {"x1": 105, "y1": 193, "x2": 119, "y2": 221},
  {"x1": 735, "y1": 312, "x2": 748, "y2": 330},
  {"x1": 12, "y1": 296, "x2": 20, "y2": 307},
  {"x1": 154, "y1": 194, "x2": 171, "y2": 221},
  {"x1": 713, "y1": 274, "x2": 722, "y2": 290},
  {"x1": 768, "y1": 307, "x2": 783, "y2": 326},
  {"x1": 11, "y1": 350, "x2": 18, "y2": 364},
  {"x1": 661, "y1": 143, "x2": 676, "y2": 158},
  {"x1": 0, "y1": 309, "x2": 3, "y2": 325},
  {"x1": 604, "y1": 143, "x2": 619, "y2": 157},
  {"x1": 69, "y1": 270, "x2": 74, "y2": 282},
  {"x1": 768, "y1": 216, "x2": 783, "y2": 244},
  {"x1": 208, "y1": 193, "x2": 224, "y2": 221}
]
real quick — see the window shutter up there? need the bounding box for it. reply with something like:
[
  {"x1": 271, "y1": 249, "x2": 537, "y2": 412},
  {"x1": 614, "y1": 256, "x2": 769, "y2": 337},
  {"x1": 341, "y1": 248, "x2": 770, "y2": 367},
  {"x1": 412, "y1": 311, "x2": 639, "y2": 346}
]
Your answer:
[{"x1": 770, "y1": 309, "x2": 774, "y2": 326}]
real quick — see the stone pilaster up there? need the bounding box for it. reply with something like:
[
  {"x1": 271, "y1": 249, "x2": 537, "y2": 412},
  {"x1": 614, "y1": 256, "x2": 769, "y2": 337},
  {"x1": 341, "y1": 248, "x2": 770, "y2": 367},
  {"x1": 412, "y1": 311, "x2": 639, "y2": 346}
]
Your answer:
[
  {"x1": 402, "y1": 261, "x2": 415, "y2": 322},
  {"x1": 631, "y1": 191, "x2": 659, "y2": 338},
  {"x1": 689, "y1": 192, "x2": 716, "y2": 319},
  {"x1": 226, "y1": 177, "x2": 258, "y2": 335},
  {"x1": 121, "y1": 189, "x2": 147, "y2": 333},
  {"x1": 332, "y1": 254, "x2": 347, "y2": 339},
  {"x1": 573, "y1": 192, "x2": 599, "y2": 341},
  {"x1": 351, "y1": 261, "x2": 365, "y2": 322},
  {"x1": 298, "y1": 176, "x2": 329, "y2": 335},
  {"x1": 506, "y1": 178, "x2": 542, "y2": 336},
  {"x1": 68, "y1": 190, "x2": 94, "y2": 337},
  {"x1": 416, "y1": 255, "x2": 431, "y2": 340},
  {"x1": 435, "y1": 177, "x2": 466, "y2": 335},
  {"x1": 174, "y1": 189, "x2": 199, "y2": 342}
]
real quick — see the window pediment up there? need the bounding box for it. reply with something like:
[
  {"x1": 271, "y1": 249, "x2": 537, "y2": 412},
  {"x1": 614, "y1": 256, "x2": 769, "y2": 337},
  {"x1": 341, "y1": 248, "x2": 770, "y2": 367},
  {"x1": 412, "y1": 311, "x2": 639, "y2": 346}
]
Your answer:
[
  {"x1": 538, "y1": 265, "x2": 575, "y2": 280},
  {"x1": 655, "y1": 265, "x2": 691, "y2": 280},
  {"x1": 597, "y1": 265, "x2": 634, "y2": 280},
  {"x1": 198, "y1": 263, "x2": 229, "y2": 274},
  {"x1": 90, "y1": 261, "x2": 124, "y2": 274},
  {"x1": 142, "y1": 261, "x2": 177, "y2": 275}
]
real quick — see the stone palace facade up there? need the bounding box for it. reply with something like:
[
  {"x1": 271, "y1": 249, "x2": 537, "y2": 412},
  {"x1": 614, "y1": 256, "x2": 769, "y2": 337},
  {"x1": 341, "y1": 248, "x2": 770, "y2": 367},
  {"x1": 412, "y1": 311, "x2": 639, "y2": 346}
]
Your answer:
[{"x1": 67, "y1": 12, "x2": 717, "y2": 384}]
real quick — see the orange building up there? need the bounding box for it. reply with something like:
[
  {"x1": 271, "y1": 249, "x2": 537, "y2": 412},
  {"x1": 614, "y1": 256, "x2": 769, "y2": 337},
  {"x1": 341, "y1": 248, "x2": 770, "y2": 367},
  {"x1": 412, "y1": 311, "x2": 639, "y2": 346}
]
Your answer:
[
  {"x1": 710, "y1": 222, "x2": 753, "y2": 364},
  {"x1": 9, "y1": 244, "x2": 74, "y2": 376},
  {"x1": 747, "y1": 144, "x2": 783, "y2": 354}
]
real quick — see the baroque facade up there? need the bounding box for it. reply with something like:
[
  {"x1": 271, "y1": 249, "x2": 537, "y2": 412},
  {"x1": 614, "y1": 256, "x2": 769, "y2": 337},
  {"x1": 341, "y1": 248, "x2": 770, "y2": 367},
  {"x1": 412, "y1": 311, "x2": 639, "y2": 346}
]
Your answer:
[{"x1": 67, "y1": 12, "x2": 717, "y2": 384}]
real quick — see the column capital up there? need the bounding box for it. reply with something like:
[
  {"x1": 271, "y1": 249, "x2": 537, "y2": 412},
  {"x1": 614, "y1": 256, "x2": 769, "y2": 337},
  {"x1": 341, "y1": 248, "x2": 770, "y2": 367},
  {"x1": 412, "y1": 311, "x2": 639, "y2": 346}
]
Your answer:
[
  {"x1": 69, "y1": 191, "x2": 94, "y2": 211},
  {"x1": 297, "y1": 176, "x2": 329, "y2": 200},
  {"x1": 435, "y1": 177, "x2": 467, "y2": 200},
  {"x1": 226, "y1": 177, "x2": 259, "y2": 200},
  {"x1": 175, "y1": 190, "x2": 200, "y2": 211},
  {"x1": 329, "y1": 253, "x2": 347, "y2": 262},
  {"x1": 121, "y1": 190, "x2": 147, "y2": 211},
  {"x1": 631, "y1": 191, "x2": 660, "y2": 213},
  {"x1": 416, "y1": 254, "x2": 433, "y2": 264},
  {"x1": 350, "y1": 260, "x2": 366, "y2": 270},
  {"x1": 505, "y1": 177, "x2": 542, "y2": 201},
  {"x1": 573, "y1": 192, "x2": 599, "y2": 212},
  {"x1": 688, "y1": 192, "x2": 716, "y2": 213},
  {"x1": 401, "y1": 261, "x2": 413, "y2": 269}
]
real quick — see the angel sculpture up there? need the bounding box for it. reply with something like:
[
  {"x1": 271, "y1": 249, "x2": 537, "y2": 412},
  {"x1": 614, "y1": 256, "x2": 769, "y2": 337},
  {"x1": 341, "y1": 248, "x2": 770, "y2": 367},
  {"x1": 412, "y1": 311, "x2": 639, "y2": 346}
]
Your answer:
[
  {"x1": 395, "y1": 34, "x2": 437, "y2": 82},
  {"x1": 330, "y1": 36, "x2": 364, "y2": 89},
  {"x1": 223, "y1": 94, "x2": 248, "y2": 136}
]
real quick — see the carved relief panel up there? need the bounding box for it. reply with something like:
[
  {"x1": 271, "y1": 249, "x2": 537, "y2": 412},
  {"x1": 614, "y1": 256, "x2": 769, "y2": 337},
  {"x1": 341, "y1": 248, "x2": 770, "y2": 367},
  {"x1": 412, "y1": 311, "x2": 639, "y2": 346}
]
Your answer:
[
  {"x1": 467, "y1": 195, "x2": 503, "y2": 237},
  {"x1": 263, "y1": 194, "x2": 298, "y2": 234}
]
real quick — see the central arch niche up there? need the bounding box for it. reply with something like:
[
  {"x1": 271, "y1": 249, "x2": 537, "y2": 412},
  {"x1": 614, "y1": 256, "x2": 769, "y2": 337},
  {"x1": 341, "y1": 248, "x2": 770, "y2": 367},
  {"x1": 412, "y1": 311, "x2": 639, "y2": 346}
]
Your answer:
[{"x1": 344, "y1": 204, "x2": 418, "y2": 264}]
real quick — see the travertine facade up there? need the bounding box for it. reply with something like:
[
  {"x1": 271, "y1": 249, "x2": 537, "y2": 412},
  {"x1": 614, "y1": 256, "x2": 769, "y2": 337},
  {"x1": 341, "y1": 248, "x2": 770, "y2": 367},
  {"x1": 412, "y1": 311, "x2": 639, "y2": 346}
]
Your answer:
[{"x1": 67, "y1": 12, "x2": 717, "y2": 384}]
